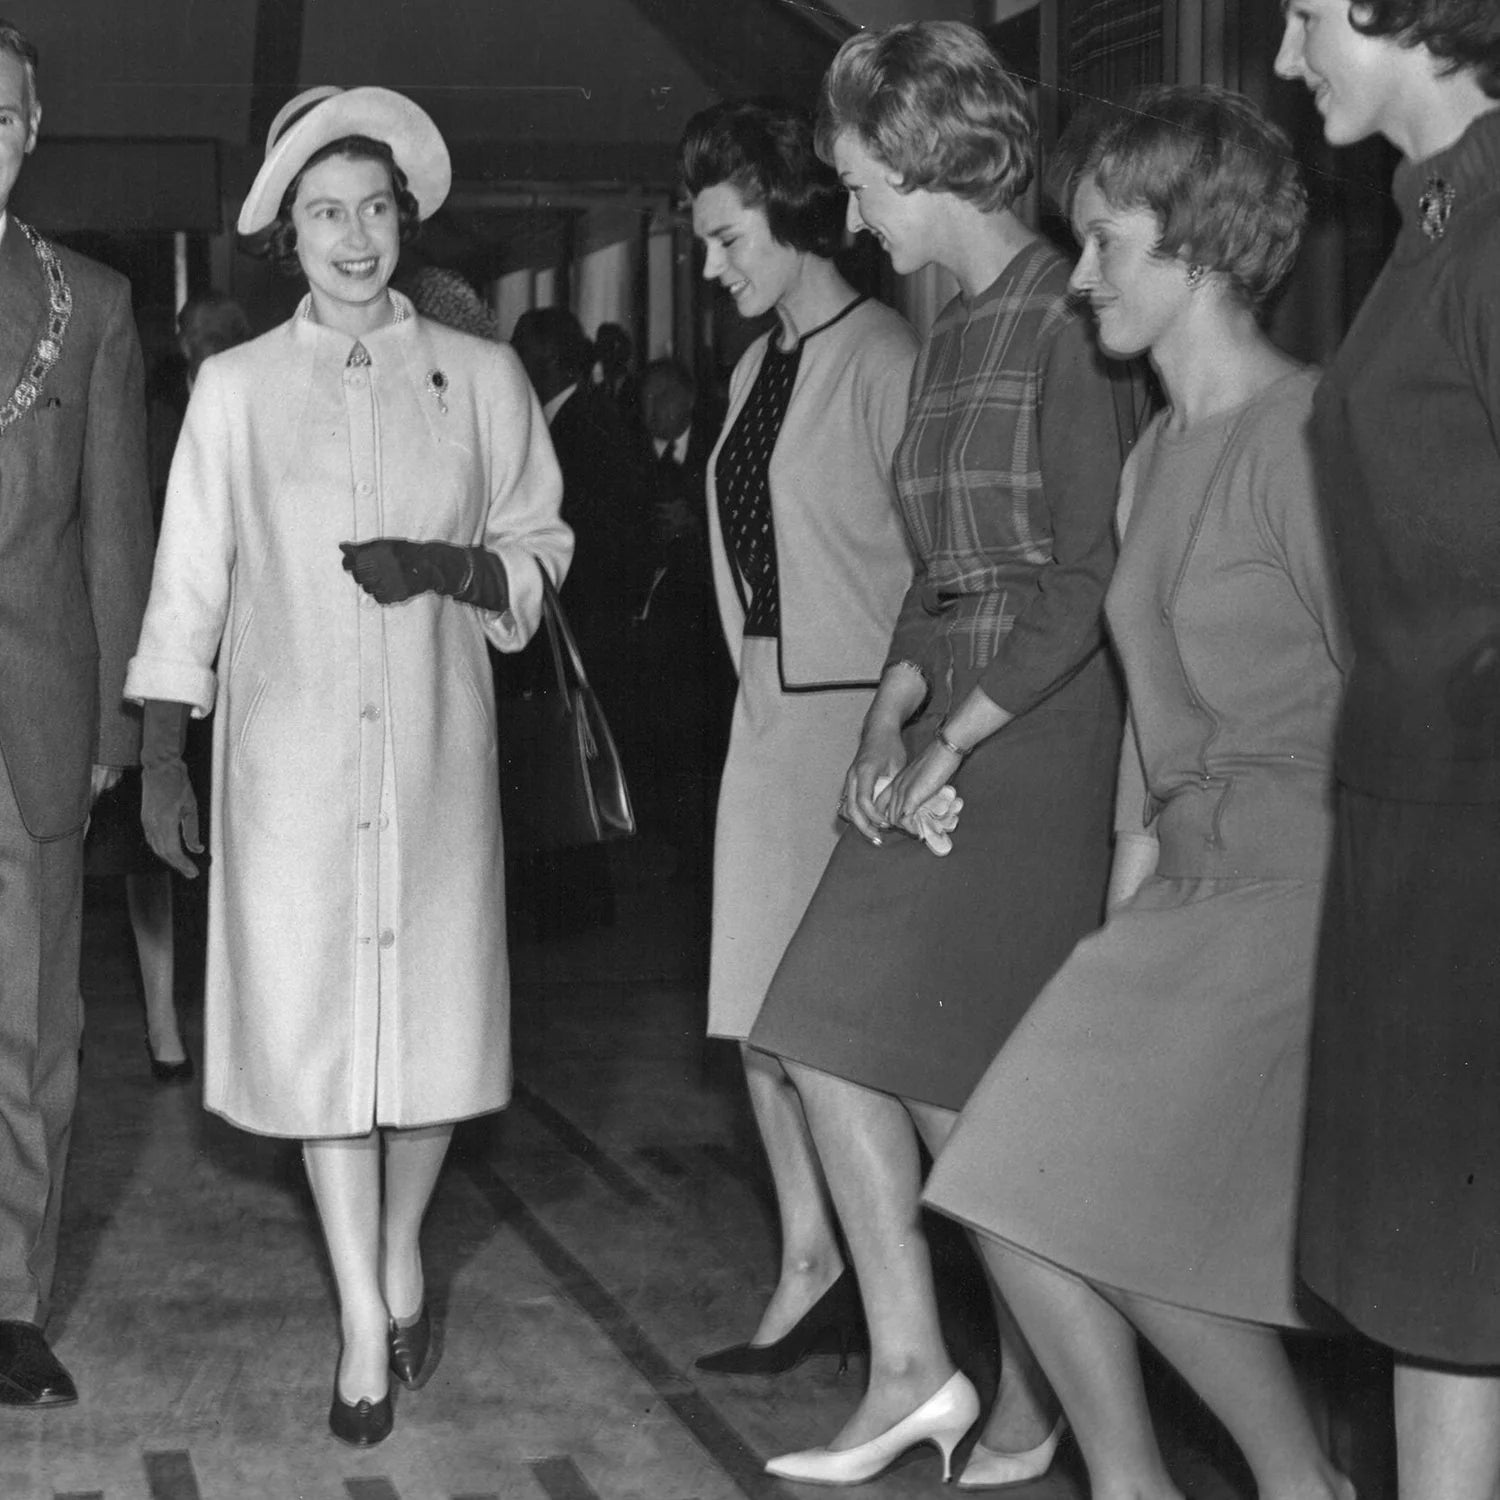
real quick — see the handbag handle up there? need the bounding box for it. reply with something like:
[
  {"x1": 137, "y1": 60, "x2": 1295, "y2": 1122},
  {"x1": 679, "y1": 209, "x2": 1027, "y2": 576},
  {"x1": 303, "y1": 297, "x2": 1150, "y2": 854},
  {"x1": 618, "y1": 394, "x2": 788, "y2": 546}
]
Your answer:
[{"x1": 537, "y1": 566, "x2": 595, "y2": 699}]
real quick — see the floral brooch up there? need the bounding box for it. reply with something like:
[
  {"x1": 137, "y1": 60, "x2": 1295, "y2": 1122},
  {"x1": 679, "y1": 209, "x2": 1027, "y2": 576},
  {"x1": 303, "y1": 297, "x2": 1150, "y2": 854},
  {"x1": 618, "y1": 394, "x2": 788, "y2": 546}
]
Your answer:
[{"x1": 426, "y1": 368, "x2": 449, "y2": 414}]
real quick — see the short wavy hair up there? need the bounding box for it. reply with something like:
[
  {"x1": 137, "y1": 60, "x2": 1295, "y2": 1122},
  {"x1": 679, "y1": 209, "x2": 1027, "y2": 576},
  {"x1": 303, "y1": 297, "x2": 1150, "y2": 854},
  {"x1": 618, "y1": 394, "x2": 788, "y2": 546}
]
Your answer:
[
  {"x1": 678, "y1": 100, "x2": 844, "y2": 258},
  {"x1": 1054, "y1": 85, "x2": 1307, "y2": 313},
  {"x1": 265, "y1": 135, "x2": 421, "y2": 279},
  {"x1": 815, "y1": 21, "x2": 1035, "y2": 215},
  {"x1": 1352, "y1": 0, "x2": 1500, "y2": 98}
]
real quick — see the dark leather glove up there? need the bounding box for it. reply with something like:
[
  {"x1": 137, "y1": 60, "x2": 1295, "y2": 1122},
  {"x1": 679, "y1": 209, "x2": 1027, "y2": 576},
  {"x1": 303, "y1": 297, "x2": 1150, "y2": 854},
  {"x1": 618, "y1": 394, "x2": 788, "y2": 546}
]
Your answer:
[
  {"x1": 339, "y1": 539, "x2": 510, "y2": 611},
  {"x1": 140, "y1": 699, "x2": 203, "y2": 879}
]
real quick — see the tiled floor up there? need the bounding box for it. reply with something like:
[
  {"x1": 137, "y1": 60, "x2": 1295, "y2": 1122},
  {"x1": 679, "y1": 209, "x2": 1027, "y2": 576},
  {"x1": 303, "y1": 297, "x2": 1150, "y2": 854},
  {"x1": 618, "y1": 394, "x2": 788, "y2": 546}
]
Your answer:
[{"x1": 16, "y1": 848, "x2": 1388, "y2": 1499}]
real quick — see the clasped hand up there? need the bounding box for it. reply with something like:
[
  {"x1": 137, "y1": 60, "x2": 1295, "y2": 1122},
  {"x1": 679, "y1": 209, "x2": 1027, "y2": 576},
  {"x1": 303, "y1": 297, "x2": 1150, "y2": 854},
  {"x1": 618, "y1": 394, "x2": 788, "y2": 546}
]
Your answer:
[
  {"x1": 340, "y1": 538, "x2": 447, "y2": 604},
  {"x1": 841, "y1": 726, "x2": 963, "y2": 848}
]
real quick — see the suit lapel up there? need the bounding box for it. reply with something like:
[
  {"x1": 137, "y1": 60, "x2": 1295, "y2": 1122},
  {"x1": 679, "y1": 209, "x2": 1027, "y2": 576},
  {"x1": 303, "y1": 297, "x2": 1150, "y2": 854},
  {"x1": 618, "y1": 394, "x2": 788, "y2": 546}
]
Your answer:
[{"x1": 0, "y1": 219, "x2": 47, "y2": 414}]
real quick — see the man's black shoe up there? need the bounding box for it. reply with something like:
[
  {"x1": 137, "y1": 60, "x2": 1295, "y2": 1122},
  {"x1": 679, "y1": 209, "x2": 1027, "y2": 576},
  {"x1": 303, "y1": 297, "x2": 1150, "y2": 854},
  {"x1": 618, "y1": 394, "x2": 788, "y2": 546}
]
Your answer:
[{"x1": 0, "y1": 1321, "x2": 78, "y2": 1407}]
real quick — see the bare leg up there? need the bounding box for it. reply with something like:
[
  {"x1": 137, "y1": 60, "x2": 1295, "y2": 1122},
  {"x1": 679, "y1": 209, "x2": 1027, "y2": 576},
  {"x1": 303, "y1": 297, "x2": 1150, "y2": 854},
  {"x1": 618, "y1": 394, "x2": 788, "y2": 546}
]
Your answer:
[
  {"x1": 982, "y1": 1237, "x2": 1182, "y2": 1500},
  {"x1": 741, "y1": 1044, "x2": 844, "y2": 1344},
  {"x1": 1113, "y1": 1289, "x2": 1352, "y2": 1500},
  {"x1": 126, "y1": 871, "x2": 184, "y2": 1063},
  {"x1": 303, "y1": 1133, "x2": 387, "y2": 1403},
  {"x1": 380, "y1": 1123, "x2": 453, "y2": 1322},
  {"x1": 1394, "y1": 1360, "x2": 1500, "y2": 1500},
  {"x1": 784, "y1": 1060, "x2": 954, "y2": 1450},
  {"x1": 909, "y1": 1100, "x2": 1059, "y2": 1453}
]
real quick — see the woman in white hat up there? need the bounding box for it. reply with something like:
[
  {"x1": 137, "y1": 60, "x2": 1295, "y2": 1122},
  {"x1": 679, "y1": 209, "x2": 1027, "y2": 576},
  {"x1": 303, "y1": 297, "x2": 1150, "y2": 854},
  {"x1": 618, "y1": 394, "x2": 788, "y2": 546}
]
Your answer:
[{"x1": 125, "y1": 87, "x2": 571, "y2": 1446}]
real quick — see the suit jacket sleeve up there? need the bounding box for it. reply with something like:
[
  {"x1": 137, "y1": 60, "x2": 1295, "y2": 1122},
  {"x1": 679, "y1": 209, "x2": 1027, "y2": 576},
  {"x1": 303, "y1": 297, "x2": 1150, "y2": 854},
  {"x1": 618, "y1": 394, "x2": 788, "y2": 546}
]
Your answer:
[{"x1": 82, "y1": 274, "x2": 154, "y2": 763}]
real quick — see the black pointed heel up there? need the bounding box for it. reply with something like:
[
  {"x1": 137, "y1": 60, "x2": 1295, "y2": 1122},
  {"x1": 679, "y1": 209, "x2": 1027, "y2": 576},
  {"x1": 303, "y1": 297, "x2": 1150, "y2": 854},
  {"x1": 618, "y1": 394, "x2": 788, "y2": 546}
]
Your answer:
[
  {"x1": 389, "y1": 1303, "x2": 438, "y2": 1389},
  {"x1": 695, "y1": 1268, "x2": 865, "y2": 1376},
  {"x1": 328, "y1": 1388, "x2": 393, "y2": 1446}
]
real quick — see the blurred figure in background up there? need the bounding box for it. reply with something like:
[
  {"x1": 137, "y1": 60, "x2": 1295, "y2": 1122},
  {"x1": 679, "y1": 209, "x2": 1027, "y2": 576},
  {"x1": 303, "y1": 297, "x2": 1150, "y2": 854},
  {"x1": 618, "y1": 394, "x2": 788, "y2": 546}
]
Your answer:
[
  {"x1": 634, "y1": 357, "x2": 732, "y2": 887},
  {"x1": 91, "y1": 290, "x2": 253, "y2": 1085},
  {"x1": 592, "y1": 319, "x2": 639, "y2": 428},
  {"x1": 510, "y1": 306, "x2": 654, "y2": 937},
  {"x1": 400, "y1": 264, "x2": 499, "y2": 341}
]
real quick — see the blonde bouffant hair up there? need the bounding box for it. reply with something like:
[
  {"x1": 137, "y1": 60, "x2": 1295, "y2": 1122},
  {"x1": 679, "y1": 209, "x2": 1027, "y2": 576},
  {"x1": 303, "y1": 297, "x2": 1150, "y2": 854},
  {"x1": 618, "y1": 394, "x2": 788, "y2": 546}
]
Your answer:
[{"x1": 816, "y1": 21, "x2": 1036, "y2": 215}]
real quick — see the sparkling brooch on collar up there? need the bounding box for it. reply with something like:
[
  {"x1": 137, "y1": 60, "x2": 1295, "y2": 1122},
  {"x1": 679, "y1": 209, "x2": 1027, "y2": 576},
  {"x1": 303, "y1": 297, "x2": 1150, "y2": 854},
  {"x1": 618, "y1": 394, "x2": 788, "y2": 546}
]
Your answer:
[
  {"x1": 426, "y1": 368, "x2": 449, "y2": 415},
  {"x1": 1418, "y1": 175, "x2": 1457, "y2": 241}
]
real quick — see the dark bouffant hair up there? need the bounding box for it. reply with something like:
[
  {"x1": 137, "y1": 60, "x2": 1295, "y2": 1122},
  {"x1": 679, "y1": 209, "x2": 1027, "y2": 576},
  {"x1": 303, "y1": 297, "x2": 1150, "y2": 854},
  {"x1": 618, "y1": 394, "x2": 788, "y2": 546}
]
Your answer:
[
  {"x1": 816, "y1": 21, "x2": 1036, "y2": 215},
  {"x1": 679, "y1": 99, "x2": 844, "y2": 258},
  {"x1": 1353, "y1": 0, "x2": 1500, "y2": 98},
  {"x1": 265, "y1": 135, "x2": 421, "y2": 278},
  {"x1": 1055, "y1": 84, "x2": 1308, "y2": 313}
]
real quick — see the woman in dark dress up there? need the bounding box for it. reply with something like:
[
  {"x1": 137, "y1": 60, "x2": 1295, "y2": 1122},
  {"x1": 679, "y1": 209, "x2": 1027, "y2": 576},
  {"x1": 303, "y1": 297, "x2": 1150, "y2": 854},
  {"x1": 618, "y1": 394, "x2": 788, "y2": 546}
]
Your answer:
[
  {"x1": 747, "y1": 21, "x2": 1137, "y2": 1486},
  {"x1": 1275, "y1": 3, "x2": 1500, "y2": 1495}
]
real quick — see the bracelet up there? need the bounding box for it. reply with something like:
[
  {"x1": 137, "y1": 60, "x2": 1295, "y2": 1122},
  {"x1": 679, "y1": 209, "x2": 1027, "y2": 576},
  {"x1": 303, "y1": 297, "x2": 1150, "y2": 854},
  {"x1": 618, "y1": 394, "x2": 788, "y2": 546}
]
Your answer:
[{"x1": 934, "y1": 724, "x2": 970, "y2": 758}]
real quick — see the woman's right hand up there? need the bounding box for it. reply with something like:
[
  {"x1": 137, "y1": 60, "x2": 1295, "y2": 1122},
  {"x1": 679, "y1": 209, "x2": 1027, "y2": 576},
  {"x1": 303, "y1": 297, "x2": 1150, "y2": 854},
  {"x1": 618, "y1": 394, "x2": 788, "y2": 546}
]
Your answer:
[{"x1": 842, "y1": 720, "x2": 907, "y2": 844}]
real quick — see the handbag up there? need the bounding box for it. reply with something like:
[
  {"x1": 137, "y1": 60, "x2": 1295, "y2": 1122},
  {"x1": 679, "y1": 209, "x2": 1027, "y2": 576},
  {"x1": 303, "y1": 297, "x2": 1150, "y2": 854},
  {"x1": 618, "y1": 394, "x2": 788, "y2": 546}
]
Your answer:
[{"x1": 498, "y1": 571, "x2": 636, "y2": 852}]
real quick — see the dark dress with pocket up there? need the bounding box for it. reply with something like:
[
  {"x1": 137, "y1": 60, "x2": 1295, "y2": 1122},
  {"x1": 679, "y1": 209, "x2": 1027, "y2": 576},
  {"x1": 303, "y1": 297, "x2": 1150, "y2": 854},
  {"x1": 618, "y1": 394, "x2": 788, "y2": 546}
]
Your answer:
[{"x1": 749, "y1": 241, "x2": 1133, "y2": 1109}]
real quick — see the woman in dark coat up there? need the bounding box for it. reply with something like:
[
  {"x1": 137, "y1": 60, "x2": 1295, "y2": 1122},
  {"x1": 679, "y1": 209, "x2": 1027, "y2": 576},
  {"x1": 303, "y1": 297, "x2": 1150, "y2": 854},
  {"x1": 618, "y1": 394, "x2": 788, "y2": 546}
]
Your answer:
[{"x1": 1275, "y1": 3, "x2": 1500, "y2": 1495}]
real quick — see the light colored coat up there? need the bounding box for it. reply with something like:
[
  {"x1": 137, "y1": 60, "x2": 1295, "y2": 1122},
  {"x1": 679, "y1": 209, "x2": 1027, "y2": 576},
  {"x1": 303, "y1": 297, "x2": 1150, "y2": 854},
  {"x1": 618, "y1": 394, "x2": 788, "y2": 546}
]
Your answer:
[{"x1": 124, "y1": 294, "x2": 570, "y2": 1138}]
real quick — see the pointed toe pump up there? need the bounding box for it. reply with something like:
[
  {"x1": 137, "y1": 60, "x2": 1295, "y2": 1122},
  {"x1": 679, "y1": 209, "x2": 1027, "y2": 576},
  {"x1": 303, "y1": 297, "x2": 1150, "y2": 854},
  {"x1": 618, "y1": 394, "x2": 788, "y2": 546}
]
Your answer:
[
  {"x1": 389, "y1": 1304, "x2": 438, "y2": 1390},
  {"x1": 957, "y1": 1415, "x2": 1068, "y2": 1490},
  {"x1": 764, "y1": 1370, "x2": 980, "y2": 1486},
  {"x1": 696, "y1": 1268, "x2": 865, "y2": 1376},
  {"x1": 328, "y1": 1388, "x2": 394, "y2": 1447}
]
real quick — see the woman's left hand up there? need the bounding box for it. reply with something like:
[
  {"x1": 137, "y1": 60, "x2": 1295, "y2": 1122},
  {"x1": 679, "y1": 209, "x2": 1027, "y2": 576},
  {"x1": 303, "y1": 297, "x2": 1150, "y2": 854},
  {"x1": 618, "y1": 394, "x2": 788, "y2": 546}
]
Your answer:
[{"x1": 876, "y1": 738, "x2": 963, "y2": 836}]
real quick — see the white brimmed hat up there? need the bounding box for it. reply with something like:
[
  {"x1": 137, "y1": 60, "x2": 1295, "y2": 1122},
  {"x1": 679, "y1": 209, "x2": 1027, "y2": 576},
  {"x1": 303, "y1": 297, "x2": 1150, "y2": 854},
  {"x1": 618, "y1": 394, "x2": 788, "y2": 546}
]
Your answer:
[{"x1": 237, "y1": 85, "x2": 451, "y2": 235}]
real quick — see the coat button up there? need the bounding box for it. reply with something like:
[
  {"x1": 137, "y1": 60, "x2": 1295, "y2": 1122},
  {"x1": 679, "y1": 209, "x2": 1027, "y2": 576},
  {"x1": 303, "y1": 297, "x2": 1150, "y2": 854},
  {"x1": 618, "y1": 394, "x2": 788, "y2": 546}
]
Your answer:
[
  {"x1": 357, "y1": 481, "x2": 372, "y2": 495},
  {"x1": 361, "y1": 703, "x2": 380, "y2": 720},
  {"x1": 379, "y1": 929, "x2": 395, "y2": 949}
]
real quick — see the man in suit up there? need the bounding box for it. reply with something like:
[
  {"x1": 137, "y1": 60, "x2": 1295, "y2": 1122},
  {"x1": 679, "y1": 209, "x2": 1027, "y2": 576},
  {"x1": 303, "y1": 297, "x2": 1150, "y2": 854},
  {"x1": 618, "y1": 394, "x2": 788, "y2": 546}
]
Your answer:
[
  {"x1": 0, "y1": 18, "x2": 154, "y2": 1405},
  {"x1": 508, "y1": 307, "x2": 653, "y2": 936},
  {"x1": 635, "y1": 360, "x2": 732, "y2": 883}
]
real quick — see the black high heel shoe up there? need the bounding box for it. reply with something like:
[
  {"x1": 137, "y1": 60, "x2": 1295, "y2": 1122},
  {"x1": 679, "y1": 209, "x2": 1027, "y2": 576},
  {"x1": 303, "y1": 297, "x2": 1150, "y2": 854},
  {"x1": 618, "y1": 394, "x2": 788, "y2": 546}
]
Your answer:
[
  {"x1": 389, "y1": 1304, "x2": 438, "y2": 1390},
  {"x1": 328, "y1": 1384, "x2": 394, "y2": 1446},
  {"x1": 695, "y1": 1268, "x2": 865, "y2": 1375},
  {"x1": 144, "y1": 1036, "x2": 194, "y2": 1085}
]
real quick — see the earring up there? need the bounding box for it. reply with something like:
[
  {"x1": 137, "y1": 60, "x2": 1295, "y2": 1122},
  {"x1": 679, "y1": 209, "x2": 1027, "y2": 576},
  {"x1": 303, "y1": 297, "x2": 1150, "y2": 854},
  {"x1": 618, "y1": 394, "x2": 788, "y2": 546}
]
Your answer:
[{"x1": 1186, "y1": 263, "x2": 1205, "y2": 289}]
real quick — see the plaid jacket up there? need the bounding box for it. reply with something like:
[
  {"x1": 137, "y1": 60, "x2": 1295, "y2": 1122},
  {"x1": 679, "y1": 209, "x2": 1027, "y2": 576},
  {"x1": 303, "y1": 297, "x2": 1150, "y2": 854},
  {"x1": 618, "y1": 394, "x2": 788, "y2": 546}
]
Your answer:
[{"x1": 888, "y1": 238, "x2": 1134, "y2": 717}]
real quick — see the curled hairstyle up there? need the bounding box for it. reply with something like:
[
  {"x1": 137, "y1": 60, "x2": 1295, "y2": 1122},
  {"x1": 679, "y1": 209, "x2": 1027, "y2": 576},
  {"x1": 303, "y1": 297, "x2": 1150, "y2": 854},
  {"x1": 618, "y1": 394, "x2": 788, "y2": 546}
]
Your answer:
[
  {"x1": 816, "y1": 21, "x2": 1035, "y2": 215},
  {"x1": 265, "y1": 135, "x2": 422, "y2": 278},
  {"x1": 1352, "y1": 0, "x2": 1500, "y2": 97},
  {"x1": 0, "y1": 17, "x2": 39, "y2": 114},
  {"x1": 1055, "y1": 85, "x2": 1307, "y2": 312},
  {"x1": 679, "y1": 99, "x2": 844, "y2": 258}
]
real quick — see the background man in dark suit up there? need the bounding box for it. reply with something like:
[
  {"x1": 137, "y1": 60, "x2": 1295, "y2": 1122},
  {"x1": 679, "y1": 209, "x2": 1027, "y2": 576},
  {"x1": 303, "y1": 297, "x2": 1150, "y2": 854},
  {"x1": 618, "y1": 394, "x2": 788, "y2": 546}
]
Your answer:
[
  {"x1": 635, "y1": 359, "x2": 732, "y2": 887},
  {"x1": 0, "y1": 17, "x2": 154, "y2": 1406},
  {"x1": 508, "y1": 307, "x2": 652, "y2": 937}
]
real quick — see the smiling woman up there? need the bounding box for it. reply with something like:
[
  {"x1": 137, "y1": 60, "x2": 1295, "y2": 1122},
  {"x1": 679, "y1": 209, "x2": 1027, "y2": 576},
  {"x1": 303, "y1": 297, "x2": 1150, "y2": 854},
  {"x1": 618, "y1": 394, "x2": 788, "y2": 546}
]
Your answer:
[
  {"x1": 1272, "y1": 4, "x2": 1500, "y2": 1495},
  {"x1": 677, "y1": 99, "x2": 919, "y2": 1385},
  {"x1": 124, "y1": 84, "x2": 571, "y2": 1452},
  {"x1": 264, "y1": 139, "x2": 418, "y2": 335}
]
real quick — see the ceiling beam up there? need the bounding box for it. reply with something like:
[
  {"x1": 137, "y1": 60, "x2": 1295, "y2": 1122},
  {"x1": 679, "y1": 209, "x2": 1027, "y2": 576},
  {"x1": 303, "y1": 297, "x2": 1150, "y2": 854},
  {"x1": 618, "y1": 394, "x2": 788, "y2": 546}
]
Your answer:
[{"x1": 624, "y1": 0, "x2": 851, "y2": 107}]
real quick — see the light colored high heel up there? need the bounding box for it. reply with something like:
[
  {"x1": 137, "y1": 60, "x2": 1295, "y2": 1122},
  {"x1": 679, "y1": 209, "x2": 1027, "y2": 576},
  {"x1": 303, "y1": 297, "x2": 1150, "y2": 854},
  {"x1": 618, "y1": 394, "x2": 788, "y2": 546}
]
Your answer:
[
  {"x1": 764, "y1": 1370, "x2": 980, "y2": 1486},
  {"x1": 956, "y1": 1415, "x2": 1067, "y2": 1489}
]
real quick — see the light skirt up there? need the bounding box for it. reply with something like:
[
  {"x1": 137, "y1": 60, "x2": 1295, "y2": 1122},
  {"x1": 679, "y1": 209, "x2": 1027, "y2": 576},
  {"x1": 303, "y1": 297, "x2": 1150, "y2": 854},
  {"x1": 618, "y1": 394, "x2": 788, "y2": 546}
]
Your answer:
[{"x1": 706, "y1": 638, "x2": 872, "y2": 1039}]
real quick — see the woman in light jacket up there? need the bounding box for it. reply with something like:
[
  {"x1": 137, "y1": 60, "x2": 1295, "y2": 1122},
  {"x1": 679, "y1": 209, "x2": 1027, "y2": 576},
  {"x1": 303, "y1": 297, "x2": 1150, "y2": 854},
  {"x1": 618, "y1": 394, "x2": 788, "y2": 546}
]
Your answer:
[
  {"x1": 682, "y1": 99, "x2": 918, "y2": 1376},
  {"x1": 126, "y1": 86, "x2": 569, "y2": 1447}
]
